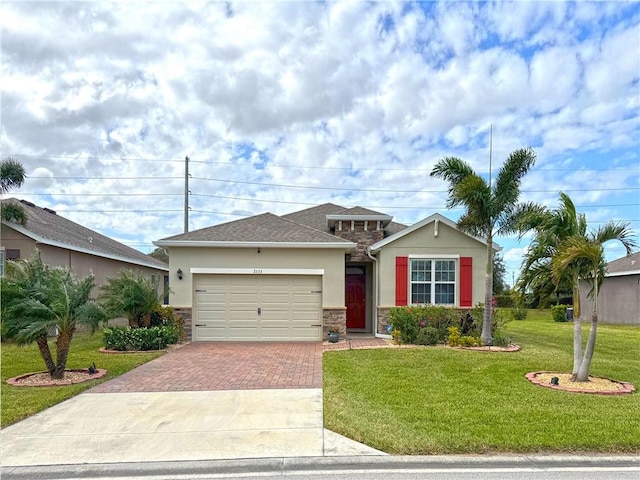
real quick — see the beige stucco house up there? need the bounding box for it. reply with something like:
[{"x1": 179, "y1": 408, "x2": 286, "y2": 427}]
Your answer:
[
  {"x1": 579, "y1": 252, "x2": 640, "y2": 326},
  {"x1": 1, "y1": 198, "x2": 169, "y2": 290},
  {"x1": 155, "y1": 203, "x2": 498, "y2": 342}
]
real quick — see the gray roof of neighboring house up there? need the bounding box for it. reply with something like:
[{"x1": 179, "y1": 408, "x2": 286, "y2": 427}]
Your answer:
[
  {"x1": 160, "y1": 212, "x2": 353, "y2": 243},
  {"x1": 606, "y1": 251, "x2": 640, "y2": 275},
  {"x1": 1, "y1": 198, "x2": 168, "y2": 271},
  {"x1": 282, "y1": 203, "x2": 407, "y2": 237}
]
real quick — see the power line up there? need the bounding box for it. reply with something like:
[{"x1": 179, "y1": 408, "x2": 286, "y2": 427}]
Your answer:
[
  {"x1": 8, "y1": 153, "x2": 640, "y2": 173},
  {"x1": 26, "y1": 174, "x2": 640, "y2": 194},
  {"x1": 15, "y1": 192, "x2": 640, "y2": 210}
]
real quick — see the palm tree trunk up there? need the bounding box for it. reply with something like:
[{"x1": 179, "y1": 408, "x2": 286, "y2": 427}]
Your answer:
[
  {"x1": 35, "y1": 335, "x2": 56, "y2": 375},
  {"x1": 571, "y1": 283, "x2": 582, "y2": 381},
  {"x1": 576, "y1": 268, "x2": 599, "y2": 382},
  {"x1": 576, "y1": 312, "x2": 597, "y2": 381},
  {"x1": 481, "y1": 237, "x2": 494, "y2": 345},
  {"x1": 52, "y1": 328, "x2": 75, "y2": 380}
]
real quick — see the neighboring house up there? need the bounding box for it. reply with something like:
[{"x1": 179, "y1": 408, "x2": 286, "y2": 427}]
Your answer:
[
  {"x1": 1, "y1": 198, "x2": 169, "y2": 292},
  {"x1": 579, "y1": 252, "x2": 640, "y2": 326},
  {"x1": 155, "y1": 203, "x2": 499, "y2": 342}
]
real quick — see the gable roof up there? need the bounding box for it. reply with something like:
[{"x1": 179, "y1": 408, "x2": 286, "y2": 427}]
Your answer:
[
  {"x1": 281, "y1": 203, "x2": 345, "y2": 232},
  {"x1": 605, "y1": 252, "x2": 640, "y2": 277},
  {"x1": 1, "y1": 198, "x2": 168, "y2": 271},
  {"x1": 369, "y1": 213, "x2": 501, "y2": 252},
  {"x1": 155, "y1": 212, "x2": 355, "y2": 248},
  {"x1": 281, "y1": 203, "x2": 406, "y2": 236}
]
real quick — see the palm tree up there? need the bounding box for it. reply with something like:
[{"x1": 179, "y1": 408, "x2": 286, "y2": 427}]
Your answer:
[
  {"x1": 517, "y1": 192, "x2": 588, "y2": 378},
  {"x1": 0, "y1": 157, "x2": 26, "y2": 194},
  {"x1": 552, "y1": 223, "x2": 636, "y2": 382},
  {"x1": 1, "y1": 251, "x2": 105, "y2": 379},
  {"x1": 98, "y1": 269, "x2": 162, "y2": 327},
  {"x1": 0, "y1": 157, "x2": 27, "y2": 224},
  {"x1": 431, "y1": 147, "x2": 540, "y2": 345}
]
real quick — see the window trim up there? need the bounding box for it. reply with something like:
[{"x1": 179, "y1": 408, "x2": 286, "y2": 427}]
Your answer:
[{"x1": 408, "y1": 255, "x2": 459, "y2": 306}]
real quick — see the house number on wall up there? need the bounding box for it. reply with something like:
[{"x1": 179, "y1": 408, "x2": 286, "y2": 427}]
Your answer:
[{"x1": 253, "y1": 269, "x2": 263, "y2": 274}]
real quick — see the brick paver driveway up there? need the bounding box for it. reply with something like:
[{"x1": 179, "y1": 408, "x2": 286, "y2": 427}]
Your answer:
[{"x1": 89, "y1": 342, "x2": 323, "y2": 393}]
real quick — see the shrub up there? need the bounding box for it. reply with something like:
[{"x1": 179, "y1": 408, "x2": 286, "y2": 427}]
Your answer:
[
  {"x1": 388, "y1": 306, "x2": 453, "y2": 345},
  {"x1": 416, "y1": 326, "x2": 441, "y2": 346},
  {"x1": 103, "y1": 326, "x2": 178, "y2": 351},
  {"x1": 493, "y1": 294, "x2": 514, "y2": 308},
  {"x1": 511, "y1": 305, "x2": 528, "y2": 321},
  {"x1": 447, "y1": 326, "x2": 461, "y2": 347},
  {"x1": 551, "y1": 304, "x2": 568, "y2": 322}
]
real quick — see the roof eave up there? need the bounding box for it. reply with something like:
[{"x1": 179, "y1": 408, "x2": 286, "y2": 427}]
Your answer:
[
  {"x1": 153, "y1": 240, "x2": 357, "y2": 250},
  {"x1": 326, "y1": 214, "x2": 392, "y2": 229},
  {"x1": 3, "y1": 221, "x2": 169, "y2": 272}
]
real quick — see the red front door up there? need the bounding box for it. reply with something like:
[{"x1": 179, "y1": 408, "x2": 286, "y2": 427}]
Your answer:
[{"x1": 346, "y1": 273, "x2": 366, "y2": 329}]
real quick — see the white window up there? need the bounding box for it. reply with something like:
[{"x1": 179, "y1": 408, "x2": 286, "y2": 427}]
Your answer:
[
  {"x1": 0, "y1": 248, "x2": 4, "y2": 278},
  {"x1": 410, "y1": 259, "x2": 456, "y2": 305}
]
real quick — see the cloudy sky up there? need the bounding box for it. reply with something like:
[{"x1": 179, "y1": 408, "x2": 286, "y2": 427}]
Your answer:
[{"x1": 1, "y1": 1, "x2": 639, "y2": 284}]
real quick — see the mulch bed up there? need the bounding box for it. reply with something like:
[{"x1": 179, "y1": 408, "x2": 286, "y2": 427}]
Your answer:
[
  {"x1": 526, "y1": 371, "x2": 635, "y2": 395},
  {"x1": 6, "y1": 369, "x2": 107, "y2": 387}
]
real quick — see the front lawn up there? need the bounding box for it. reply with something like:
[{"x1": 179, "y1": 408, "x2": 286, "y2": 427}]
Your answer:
[
  {"x1": 1, "y1": 332, "x2": 163, "y2": 427},
  {"x1": 323, "y1": 310, "x2": 640, "y2": 454}
]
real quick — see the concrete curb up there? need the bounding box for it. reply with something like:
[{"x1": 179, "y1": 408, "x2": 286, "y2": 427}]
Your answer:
[{"x1": 2, "y1": 454, "x2": 638, "y2": 479}]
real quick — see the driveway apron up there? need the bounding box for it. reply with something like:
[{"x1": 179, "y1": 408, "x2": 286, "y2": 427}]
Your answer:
[{"x1": 1, "y1": 342, "x2": 383, "y2": 467}]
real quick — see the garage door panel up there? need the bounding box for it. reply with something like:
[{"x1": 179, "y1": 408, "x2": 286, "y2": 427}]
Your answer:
[
  {"x1": 194, "y1": 274, "x2": 322, "y2": 341},
  {"x1": 228, "y1": 326, "x2": 260, "y2": 339},
  {"x1": 197, "y1": 310, "x2": 226, "y2": 321},
  {"x1": 194, "y1": 326, "x2": 227, "y2": 341}
]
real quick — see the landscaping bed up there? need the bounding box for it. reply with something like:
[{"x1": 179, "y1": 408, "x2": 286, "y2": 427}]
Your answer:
[{"x1": 1, "y1": 333, "x2": 163, "y2": 427}]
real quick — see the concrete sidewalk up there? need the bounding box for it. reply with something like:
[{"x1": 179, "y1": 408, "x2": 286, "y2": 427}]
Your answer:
[{"x1": 0, "y1": 389, "x2": 384, "y2": 467}]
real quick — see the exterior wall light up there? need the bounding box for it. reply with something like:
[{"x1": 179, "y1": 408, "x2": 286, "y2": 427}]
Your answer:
[{"x1": 177, "y1": 268, "x2": 183, "y2": 280}]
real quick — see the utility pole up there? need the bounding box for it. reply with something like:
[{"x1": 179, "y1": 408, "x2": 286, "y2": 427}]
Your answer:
[{"x1": 184, "y1": 155, "x2": 189, "y2": 233}]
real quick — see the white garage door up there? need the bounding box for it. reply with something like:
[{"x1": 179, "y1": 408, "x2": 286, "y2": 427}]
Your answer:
[{"x1": 193, "y1": 274, "x2": 323, "y2": 341}]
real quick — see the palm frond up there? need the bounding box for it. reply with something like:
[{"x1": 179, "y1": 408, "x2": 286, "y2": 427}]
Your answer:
[
  {"x1": 492, "y1": 147, "x2": 536, "y2": 214},
  {"x1": 591, "y1": 221, "x2": 638, "y2": 256},
  {"x1": 0, "y1": 203, "x2": 27, "y2": 224},
  {"x1": 0, "y1": 157, "x2": 27, "y2": 194}
]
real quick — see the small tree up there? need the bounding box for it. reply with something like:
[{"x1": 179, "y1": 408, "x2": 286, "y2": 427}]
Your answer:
[
  {"x1": 431, "y1": 147, "x2": 541, "y2": 345},
  {"x1": 552, "y1": 223, "x2": 636, "y2": 381},
  {"x1": 1, "y1": 251, "x2": 105, "y2": 379},
  {"x1": 98, "y1": 270, "x2": 162, "y2": 327},
  {"x1": 0, "y1": 157, "x2": 27, "y2": 224}
]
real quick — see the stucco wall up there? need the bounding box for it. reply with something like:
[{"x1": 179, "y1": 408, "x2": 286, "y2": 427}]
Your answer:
[
  {"x1": 579, "y1": 275, "x2": 640, "y2": 326},
  {"x1": 1, "y1": 225, "x2": 167, "y2": 291},
  {"x1": 167, "y1": 246, "x2": 347, "y2": 308},
  {"x1": 377, "y1": 220, "x2": 488, "y2": 307}
]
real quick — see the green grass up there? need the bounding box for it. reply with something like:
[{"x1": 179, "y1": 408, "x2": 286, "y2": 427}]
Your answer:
[
  {"x1": 323, "y1": 310, "x2": 640, "y2": 454},
  {"x1": 1, "y1": 332, "x2": 163, "y2": 427}
]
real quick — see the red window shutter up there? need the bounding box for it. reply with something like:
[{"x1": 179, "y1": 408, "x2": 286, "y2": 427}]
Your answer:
[
  {"x1": 460, "y1": 257, "x2": 473, "y2": 307},
  {"x1": 395, "y1": 256, "x2": 408, "y2": 306}
]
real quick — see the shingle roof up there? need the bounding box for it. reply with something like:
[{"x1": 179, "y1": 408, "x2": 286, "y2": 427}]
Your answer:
[
  {"x1": 606, "y1": 252, "x2": 640, "y2": 275},
  {"x1": 335, "y1": 206, "x2": 388, "y2": 216},
  {"x1": 1, "y1": 198, "x2": 168, "y2": 270},
  {"x1": 282, "y1": 203, "x2": 406, "y2": 237},
  {"x1": 160, "y1": 212, "x2": 352, "y2": 243},
  {"x1": 281, "y1": 203, "x2": 345, "y2": 233}
]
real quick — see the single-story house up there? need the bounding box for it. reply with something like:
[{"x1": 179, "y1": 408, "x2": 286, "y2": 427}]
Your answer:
[
  {"x1": 1, "y1": 198, "x2": 169, "y2": 291},
  {"x1": 579, "y1": 251, "x2": 640, "y2": 326},
  {"x1": 155, "y1": 203, "x2": 499, "y2": 342}
]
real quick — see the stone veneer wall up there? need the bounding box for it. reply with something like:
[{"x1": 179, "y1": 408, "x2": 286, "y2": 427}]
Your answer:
[
  {"x1": 323, "y1": 307, "x2": 347, "y2": 335},
  {"x1": 377, "y1": 306, "x2": 476, "y2": 335},
  {"x1": 172, "y1": 307, "x2": 193, "y2": 341},
  {"x1": 333, "y1": 221, "x2": 384, "y2": 262}
]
